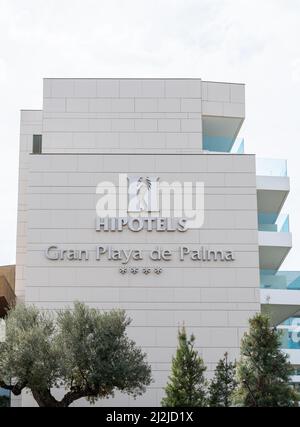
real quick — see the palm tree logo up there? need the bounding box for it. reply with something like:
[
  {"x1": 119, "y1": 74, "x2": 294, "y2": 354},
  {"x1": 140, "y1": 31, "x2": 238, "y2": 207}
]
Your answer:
[{"x1": 136, "y1": 177, "x2": 152, "y2": 212}]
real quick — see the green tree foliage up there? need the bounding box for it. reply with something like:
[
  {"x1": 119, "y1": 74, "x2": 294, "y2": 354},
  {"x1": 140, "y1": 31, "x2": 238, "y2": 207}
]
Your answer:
[
  {"x1": 208, "y1": 353, "x2": 237, "y2": 407},
  {"x1": 234, "y1": 313, "x2": 300, "y2": 407},
  {"x1": 0, "y1": 302, "x2": 152, "y2": 407},
  {"x1": 161, "y1": 327, "x2": 207, "y2": 407}
]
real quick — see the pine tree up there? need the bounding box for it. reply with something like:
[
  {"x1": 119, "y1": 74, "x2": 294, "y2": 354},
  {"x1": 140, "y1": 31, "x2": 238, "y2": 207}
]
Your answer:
[
  {"x1": 234, "y1": 313, "x2": 300, "y2": 407},
  {"x1": 161, "y1": 327, "x2": 207, "y2": 407},
  {"x1": 208, "y1": 353, "x2": 237, "y2": 407}
]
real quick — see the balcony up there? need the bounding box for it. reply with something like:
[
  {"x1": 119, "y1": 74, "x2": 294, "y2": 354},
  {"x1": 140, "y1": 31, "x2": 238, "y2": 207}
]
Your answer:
[
  {"x1": 203, "y1": 136, "x2": 244, "y2": 153},
  {"x1": 261, "y1": 271, "x2": 300, "y2": 291},
  {"x1": 258, "y1": 213, "x2": 290, "y2": 233},
  {"x1": 257, "y1": 159, "x2": 291, "y2": 272},
  {"x1": 280, "y1": 321, "x2": 300, "y2": 349},
  {"x1": 279, "y1": 322, "x2": 300, "y2": 368},
  {"x1": 258, "y1": 212, "x2": 292, "y2": 270},
  {"x1": 202, "y1": 98, "x2": 245, "y2": 154},
  {"x1": 260, "y1": 272, "x2": 300, "y2": 325},
  {"x1": 259, "y1": 237, "x2": 292, "y2": 271},
  {"x1": 256, "y1": 158, "x2": 287, "y2": 177},
  {"x1": 256, "y1": 158, "x2": 290, "y2": 215}
]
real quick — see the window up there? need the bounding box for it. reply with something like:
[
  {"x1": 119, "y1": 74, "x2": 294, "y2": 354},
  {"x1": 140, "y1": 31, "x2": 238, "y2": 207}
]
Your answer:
[{"x1": 32, "y1": 134, "x2": 42, "y2": 154}]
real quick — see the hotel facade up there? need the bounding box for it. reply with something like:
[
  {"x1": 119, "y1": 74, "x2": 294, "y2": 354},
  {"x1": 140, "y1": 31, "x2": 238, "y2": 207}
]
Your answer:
[{"x1": 6, "y1": 78, "x2": 300, "y2": 406}]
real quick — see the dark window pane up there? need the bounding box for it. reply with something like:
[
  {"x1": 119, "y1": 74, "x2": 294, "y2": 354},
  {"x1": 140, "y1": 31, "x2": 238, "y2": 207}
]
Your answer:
[
  {"x1": 32, "y1": 135, "x2": 42, "y2": 154},
  {"x1": 0, "y1": 388, "x2": 10, "y2": 407}
]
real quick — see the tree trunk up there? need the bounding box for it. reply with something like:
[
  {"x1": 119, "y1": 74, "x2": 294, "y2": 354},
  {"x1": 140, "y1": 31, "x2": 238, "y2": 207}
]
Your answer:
[
  {"x1": 31, "y1": 388, "x2": 98, "y2": 407},
  {"x1": 31, "y1": 389, "x2": 66, "y2": 407}
]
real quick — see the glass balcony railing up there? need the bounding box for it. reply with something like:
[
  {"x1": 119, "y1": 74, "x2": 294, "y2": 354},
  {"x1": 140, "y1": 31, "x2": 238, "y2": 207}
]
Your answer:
[
  {"x1": 280, "y1": 329, "x2": 300, "y2": 350},
  {"x1": 258, "y1": 213, "x2": 290, "y2": 233},
  {"x1": 230, "y1": 138, "x2": 245, "y2": 154},
  {"x1": 279, "y1": 319, "x2": 300, "y2": 350},
  {"x1": 203, "y1": 136, "x2": 245, "y2": 154},
  {"x1": 256, "y1": 158, "x2": 288, "y2": 177},
  {"x1": 260, "y1": 271, "x2": 300, "y2": 290}
]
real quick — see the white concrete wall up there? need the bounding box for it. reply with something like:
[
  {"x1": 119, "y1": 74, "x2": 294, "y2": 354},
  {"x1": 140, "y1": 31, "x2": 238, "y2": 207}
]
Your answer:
[
  {"x1": 24, "y1": 153, "x2": 260, "y2": 407},
  {"x1": 42, "y1": 79, "x2": 203, "y2": 154},
  {"x1": 41, "y1": 79, "x2": 245, "y2": 155},
  {"x1": 13, "y1": 110, "x2": 43, "y2": 407},
  {"x1": 15, "y1": 110, "x2": 43, "y2": 302},
  {"x1": 202, "y1": 81, "x2": 245, "y2": 118},
  {"x1": 17, "y1": 79, "x2": 250, "y2": 407}
]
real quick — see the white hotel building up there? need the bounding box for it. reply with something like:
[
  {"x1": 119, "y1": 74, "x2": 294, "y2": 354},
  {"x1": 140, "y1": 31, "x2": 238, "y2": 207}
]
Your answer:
[{"x1": 10, "y1": 78, "x2": 300, "y2": 406}]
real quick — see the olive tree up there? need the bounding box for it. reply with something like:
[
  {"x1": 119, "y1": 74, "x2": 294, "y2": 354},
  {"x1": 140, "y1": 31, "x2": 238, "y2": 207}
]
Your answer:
[{"x1": 0, "y1": 302, "x2": 152, "y2": 407}]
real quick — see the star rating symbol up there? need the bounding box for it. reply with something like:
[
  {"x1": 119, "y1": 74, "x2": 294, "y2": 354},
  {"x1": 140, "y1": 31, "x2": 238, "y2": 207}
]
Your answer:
[{"x1": 119, "y1": 266, "x2": 163, "y2": 275}]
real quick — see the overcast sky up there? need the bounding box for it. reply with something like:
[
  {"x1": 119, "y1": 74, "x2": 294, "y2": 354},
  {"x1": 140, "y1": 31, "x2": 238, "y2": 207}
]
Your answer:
[{"x1": 0, "y1": 0, "x2": 300, "y2": 269}]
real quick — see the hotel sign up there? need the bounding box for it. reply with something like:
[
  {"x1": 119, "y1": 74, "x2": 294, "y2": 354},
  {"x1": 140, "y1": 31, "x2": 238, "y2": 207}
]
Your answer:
[
  {"x1": 96, "y1": 217, "x2": 188, "y2": 232},
  {"x1": 45, "y1": 245, "x2": 235, "y2": 274},
  {"x1": 44, "y1": 174, "x2": 236, "y2": 273},
  {"x1": 45, "y1": 245, "x2": 235, "y2": 264}
]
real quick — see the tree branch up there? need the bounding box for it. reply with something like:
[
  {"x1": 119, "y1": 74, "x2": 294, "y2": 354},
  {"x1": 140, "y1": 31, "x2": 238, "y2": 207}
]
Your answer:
[
  {"x1": 31, "y1": 389, "x2": 61, "y2": 408},
  {"x1": 0, "y1": 379, "x2": 27, "y2": 396},
  {"x1": 59, "y1": 386, "x2": 100, "y2": 407}
]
